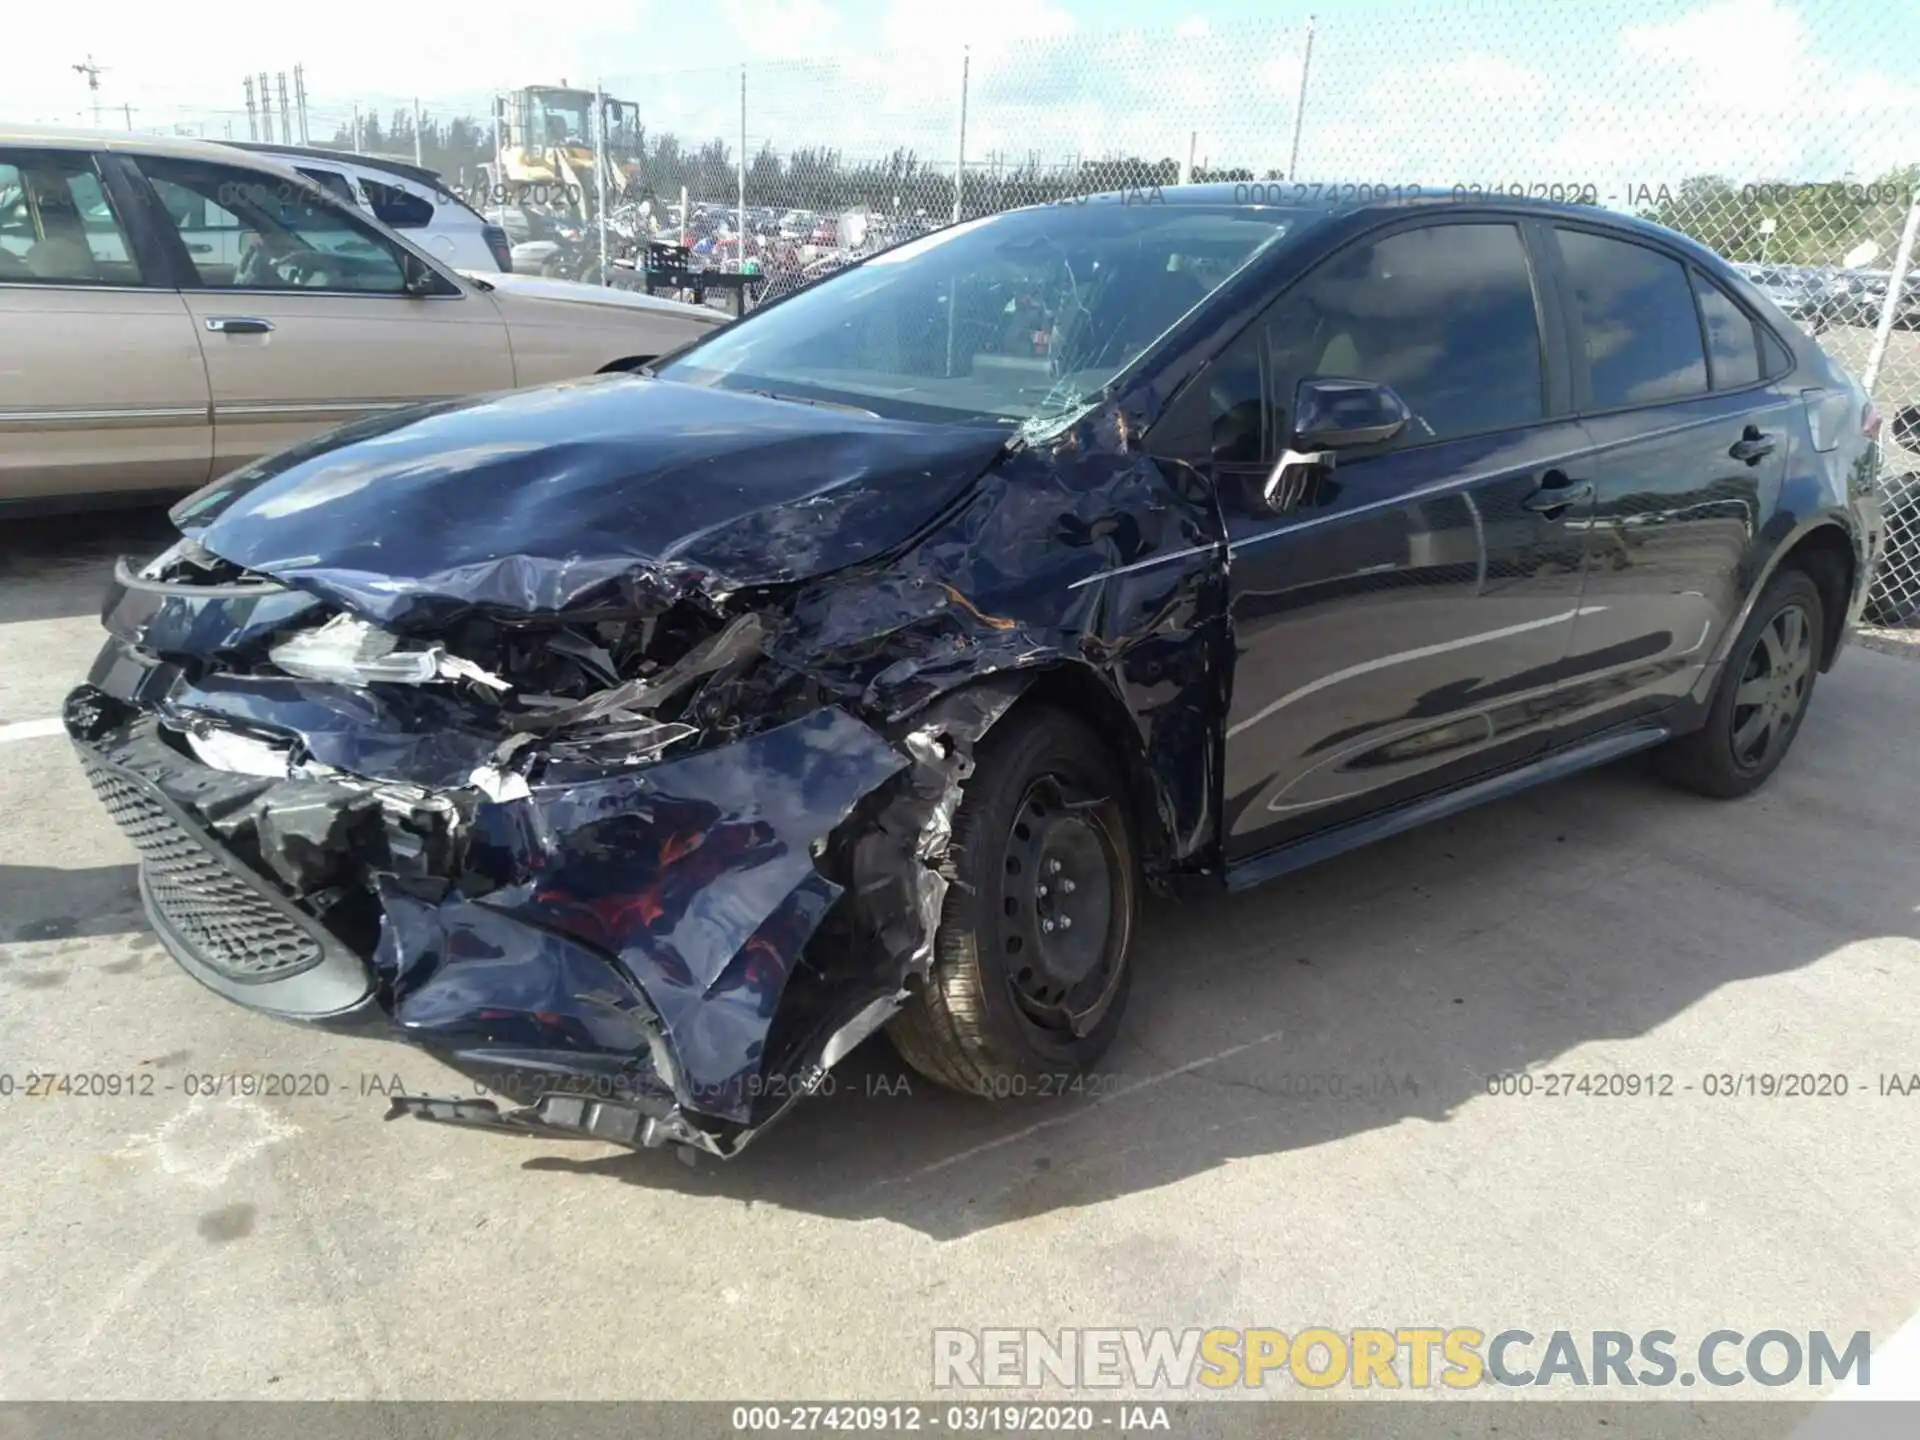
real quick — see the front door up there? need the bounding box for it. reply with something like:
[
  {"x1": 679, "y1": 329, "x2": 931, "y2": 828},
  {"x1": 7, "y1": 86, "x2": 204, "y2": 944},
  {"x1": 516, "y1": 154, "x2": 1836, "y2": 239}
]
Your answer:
[
  {"x1": 0, "y1": 147, "x2": 211, "y2": 504},
  {"x1": 1212, "y1": 219, "x2": 1595, "y2": 862},
  {"x1": 127, "y1": 155, "x2": 516, "y2": 477}
]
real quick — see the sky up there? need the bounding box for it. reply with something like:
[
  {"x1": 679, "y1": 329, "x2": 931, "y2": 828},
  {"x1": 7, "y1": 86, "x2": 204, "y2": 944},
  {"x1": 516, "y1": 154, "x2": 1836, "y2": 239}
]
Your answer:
[{"x1": 8, "y1": 0, "x2": 1918, "y2": 205}]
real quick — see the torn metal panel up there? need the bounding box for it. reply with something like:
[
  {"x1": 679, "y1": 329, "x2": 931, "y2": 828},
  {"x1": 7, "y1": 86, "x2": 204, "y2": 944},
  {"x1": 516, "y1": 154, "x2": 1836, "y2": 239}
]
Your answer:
[
  {"x1": 101, "y1": 555, "x2": 324, "y2": 659},
  {"x1": 467, "y1": 707, "x2": 906, "y2": 1122},
  {"x1": 768, "y1": 421, "x2": 1227, "y2": 869}
]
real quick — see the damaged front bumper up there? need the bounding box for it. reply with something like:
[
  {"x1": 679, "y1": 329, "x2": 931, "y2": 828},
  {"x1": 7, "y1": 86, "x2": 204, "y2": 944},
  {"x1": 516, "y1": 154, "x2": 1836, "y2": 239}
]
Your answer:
[{"x1": 69, "y1": 628, "x2": 1010, "y2": 1159}]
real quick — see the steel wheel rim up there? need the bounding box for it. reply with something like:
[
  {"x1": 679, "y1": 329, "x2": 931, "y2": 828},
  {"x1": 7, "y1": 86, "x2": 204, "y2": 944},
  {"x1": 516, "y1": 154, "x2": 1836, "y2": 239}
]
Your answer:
[
  {"x1": 997, "y1": 776, "x2": 1127, "y2": 1039},
  {"x1": 1730, "y1": 600, "x2": 1814, "y2": 772}
]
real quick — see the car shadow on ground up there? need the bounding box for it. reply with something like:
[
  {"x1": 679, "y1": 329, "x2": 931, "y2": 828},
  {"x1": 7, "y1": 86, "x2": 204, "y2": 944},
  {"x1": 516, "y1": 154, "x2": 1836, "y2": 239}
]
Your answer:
[
  {"x1": 0, "y1": 506, "x2": 179, "y2": 625},
  {"x1": 523, "y1": 727, "x2": 1920, "y2": 1240},
  {"x1": 0, "y1": 863, "x2": 145, "y2": 947}
]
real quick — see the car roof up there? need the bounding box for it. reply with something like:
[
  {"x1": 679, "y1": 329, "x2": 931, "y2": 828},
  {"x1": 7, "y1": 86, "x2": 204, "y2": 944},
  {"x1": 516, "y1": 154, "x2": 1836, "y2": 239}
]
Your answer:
[
  {"x1": 231, "y1": 142, "x2": 453, "y2": 193},
  {"x1": 1000, "y1": 182, "x2": 1738, "y2": 264},
  {"x1": 0, "y1": 122, "x2": 311, "y2": 176}
]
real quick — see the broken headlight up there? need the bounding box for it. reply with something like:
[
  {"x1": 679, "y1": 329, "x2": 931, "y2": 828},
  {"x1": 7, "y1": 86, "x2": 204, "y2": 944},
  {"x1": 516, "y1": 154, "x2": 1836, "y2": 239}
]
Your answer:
[{"x1": 269, "y1": 614, "x2": 509, "y2": 691}]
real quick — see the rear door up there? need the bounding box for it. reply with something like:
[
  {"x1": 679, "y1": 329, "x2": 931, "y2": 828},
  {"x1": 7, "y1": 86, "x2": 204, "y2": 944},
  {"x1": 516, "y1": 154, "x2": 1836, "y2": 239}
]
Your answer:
[
  {"x1": 125, "y1": 154, "x2": 515, "y2": 476},
  {"x1": 1211, "y1": 217, "x2": 1596, "y2": 861},
  {"x1": 1546, "y1": 225, "x2": 1794, "y2": 741},
  {"x1": 0, "y1": 146, "x2": 210, "y2": 504}
]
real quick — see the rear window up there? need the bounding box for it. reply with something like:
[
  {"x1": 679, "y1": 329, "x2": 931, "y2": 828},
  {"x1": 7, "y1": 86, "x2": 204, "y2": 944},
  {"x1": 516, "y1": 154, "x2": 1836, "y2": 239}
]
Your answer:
[
  {"x1": 1555, "y1": 228, "x2": 1708, "y2": 409},
  {"x1": 360, "y1": 179, "x2": 434, "y2": 229},
  {"x1": 1691, "y1": 270, "x2": 1761, "y2": 390},
  {"x1": 295, "y1": 167, "x2": 358, "y2": 208}
]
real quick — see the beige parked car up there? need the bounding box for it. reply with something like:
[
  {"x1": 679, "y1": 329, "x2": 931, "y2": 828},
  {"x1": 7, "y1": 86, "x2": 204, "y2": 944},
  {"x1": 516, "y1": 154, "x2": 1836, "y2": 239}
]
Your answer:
[{"x1": 0, "y1": 125, "x2": 729, "y2": 512}]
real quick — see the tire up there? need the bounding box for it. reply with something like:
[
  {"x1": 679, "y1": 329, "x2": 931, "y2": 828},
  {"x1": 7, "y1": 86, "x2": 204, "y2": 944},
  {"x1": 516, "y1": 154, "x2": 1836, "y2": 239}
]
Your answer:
[
  {"x1": 887, "y1": 706, "x2": 1138, "y2": 1097},
  {"x1": 1658, "y1": 568, "x2": 1824, "y2": 799}
]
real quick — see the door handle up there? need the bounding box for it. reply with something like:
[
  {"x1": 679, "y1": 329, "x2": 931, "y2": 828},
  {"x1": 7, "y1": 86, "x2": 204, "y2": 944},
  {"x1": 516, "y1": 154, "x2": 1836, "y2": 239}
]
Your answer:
[
  {"x1": 1523, "y1": 471, "x2": 1593, "y2": 514},
  {"x1": 203, "y1": 316, "x2": 274, "y2": 335},
  {"x1": 1729, "y1": 427, "x2": 1777, "y2": 464}
]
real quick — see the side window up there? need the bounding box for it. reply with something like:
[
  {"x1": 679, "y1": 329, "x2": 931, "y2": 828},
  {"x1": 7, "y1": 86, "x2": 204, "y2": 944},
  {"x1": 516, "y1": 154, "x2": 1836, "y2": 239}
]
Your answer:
[
  {"x1": 136, "y1": 156, "x2": 406, "y2": 293},
  {"x1": 360, "y1": 179, "x2": 434, "y2": 230},
  {"x1": 1691, "y1": 271, "x2": 1761, "y2": 389},
  {"x1": 0, "y1": 150, "x2": 143, "y2": 285},
  {"x1": 1207, "y1": 221, "x2": 1546, "y2": 464},
  {"x1": 1555, "y1": 228, "x2": 1707, "y2": 408}
]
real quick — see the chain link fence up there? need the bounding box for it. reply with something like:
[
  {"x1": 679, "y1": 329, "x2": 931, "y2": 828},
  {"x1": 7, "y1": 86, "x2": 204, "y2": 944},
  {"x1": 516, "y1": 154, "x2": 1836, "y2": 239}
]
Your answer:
[{"x1": 40, "y1": 0, "x2": 1918, "y2": 621}]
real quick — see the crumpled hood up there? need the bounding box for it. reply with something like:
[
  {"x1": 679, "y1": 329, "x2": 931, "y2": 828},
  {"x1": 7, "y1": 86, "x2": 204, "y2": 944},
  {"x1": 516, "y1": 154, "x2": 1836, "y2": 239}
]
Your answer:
[{"x1": 171, "y1": 374, "x2": 1012, "y2": 628}]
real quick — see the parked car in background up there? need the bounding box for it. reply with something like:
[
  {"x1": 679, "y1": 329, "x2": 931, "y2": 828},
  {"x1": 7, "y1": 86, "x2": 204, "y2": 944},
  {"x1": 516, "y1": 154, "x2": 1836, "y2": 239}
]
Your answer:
[
  {"x1": 1733, "y1": 262, "x2": 1823, "y2": 329},
  {"x1": 0, "y1": 125, "x2": 728, "y2": 511},
  {"x1": 234, "y1": 143, "x2": 512, "y2": 273},
  {"x1": 66, "y1": 187, "x2": 1881, "y2": 1160}
]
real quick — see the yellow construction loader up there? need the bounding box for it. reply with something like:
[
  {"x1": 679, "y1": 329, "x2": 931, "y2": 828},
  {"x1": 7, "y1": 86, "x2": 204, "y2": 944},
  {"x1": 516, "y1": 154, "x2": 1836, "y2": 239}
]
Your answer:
[{"x1": 489, "y1": 84, "x2": 642, "y2": 212}]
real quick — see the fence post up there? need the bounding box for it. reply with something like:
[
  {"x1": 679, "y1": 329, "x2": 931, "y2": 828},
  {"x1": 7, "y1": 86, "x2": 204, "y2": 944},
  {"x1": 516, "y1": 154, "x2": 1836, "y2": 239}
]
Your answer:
[
  {"x1": 953, "y1": 47, "x2": 970, "y2": 225},
  {"x1": 596, "y1": 81, "x2": 609, "y2": 280},
  {"x1": 1863, "y1": 188, "x2": 1920, "y2": 398},
  {"x1": 1288, "y1": 15, "x2": 1316, "y2": 179},
  {"x1": 738, "y1": 65, "x2": 748, "y2": 274}
]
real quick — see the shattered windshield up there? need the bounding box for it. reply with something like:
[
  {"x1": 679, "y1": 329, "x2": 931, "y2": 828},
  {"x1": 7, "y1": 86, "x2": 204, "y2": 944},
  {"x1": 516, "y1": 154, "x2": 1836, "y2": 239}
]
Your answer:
[{"x1": 658, "y1": 202, "x2": 1309, "y2": 427}]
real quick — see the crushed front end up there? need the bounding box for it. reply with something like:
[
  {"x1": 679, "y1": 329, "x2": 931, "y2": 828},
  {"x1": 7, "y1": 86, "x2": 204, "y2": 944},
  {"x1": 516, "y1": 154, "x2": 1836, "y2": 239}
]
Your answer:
[{"x1": 68, "y1": 538, "x2": 1007, "y2": 1159}]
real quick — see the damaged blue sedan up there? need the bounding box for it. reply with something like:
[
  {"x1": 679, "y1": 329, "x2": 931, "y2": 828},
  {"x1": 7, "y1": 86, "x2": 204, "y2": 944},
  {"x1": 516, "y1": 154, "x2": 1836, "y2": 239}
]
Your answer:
[{"x1": 68, "y1": 187, "x2": 1881, "y2": 1157}]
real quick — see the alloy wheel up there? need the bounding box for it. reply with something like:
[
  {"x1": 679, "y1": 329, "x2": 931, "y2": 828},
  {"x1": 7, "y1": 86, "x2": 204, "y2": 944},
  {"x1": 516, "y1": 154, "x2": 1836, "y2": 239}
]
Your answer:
[{"x1": 1730, "y1": 601, "x2": 1814, "y2": 772}]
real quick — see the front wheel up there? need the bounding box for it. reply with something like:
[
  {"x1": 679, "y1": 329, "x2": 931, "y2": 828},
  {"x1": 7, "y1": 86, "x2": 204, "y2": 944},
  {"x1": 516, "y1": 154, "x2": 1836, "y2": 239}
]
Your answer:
[
  {"x1": 1658, "y1": 568, "x2": 1823, "y2": 799},
  {"x1": 887, "y1": 706, "x2": 1137, "y2": 1096}
]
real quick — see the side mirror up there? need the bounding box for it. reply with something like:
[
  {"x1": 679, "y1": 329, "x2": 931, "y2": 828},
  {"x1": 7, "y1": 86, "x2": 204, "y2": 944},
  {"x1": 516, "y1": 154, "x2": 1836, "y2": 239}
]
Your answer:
[
  {"x1": 401, "y1": 250, "x2": 446, "y2": 297},
  {"x1": 1257, "y1": 378, "x2": 1411, "y2": 515},
  {"x1": 1294, "y1": 376, "x2": 1412, "y2": 450}
]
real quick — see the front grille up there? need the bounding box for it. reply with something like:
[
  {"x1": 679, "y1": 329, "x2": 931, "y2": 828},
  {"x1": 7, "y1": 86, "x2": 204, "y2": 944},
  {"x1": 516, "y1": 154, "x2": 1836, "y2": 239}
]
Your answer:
[{"x1": 81, "y1": 759, "x2": 326, "y2": 982}]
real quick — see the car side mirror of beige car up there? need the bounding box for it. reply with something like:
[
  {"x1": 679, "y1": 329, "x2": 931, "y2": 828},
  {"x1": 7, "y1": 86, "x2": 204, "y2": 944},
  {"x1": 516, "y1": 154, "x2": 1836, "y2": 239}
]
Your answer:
[{"x1": 401, "y1": 251, "x2": 451, "y2": 298}]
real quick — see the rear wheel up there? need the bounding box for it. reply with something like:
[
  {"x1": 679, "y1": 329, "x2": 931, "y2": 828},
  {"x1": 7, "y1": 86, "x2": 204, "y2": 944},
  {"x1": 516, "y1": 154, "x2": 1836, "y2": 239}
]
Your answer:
[
  {"x1": 1659, "y1": 568, "x2": 1823, "y2": 799},
  {"x1": 887, "y1": 706, "x2": 1136, "y2": 1096}
]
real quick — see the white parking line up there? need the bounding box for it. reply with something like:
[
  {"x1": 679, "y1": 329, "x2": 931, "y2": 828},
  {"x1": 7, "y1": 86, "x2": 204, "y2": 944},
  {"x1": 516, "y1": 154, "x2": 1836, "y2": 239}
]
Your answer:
[{"x1": 0, "y1": 718, "x2": 63, "y2": 745}]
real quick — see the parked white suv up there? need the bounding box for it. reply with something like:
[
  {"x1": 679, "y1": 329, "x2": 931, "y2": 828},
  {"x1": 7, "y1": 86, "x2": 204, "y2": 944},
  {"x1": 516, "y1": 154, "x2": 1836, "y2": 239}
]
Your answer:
[{"x1": 233, "y1": 143, "x2": 511, "y2": 273}]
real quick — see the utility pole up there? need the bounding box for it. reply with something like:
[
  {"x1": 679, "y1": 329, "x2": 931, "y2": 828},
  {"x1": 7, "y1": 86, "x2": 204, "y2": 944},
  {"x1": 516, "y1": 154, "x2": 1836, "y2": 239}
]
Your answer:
[
  {"x1": 258, "y1": 72, "x2": 274, "y2": 143},
  {"x1": 1287, "y1": 15, "x2": 1316, "y2": 180},
  {"x1": 121, "y1": 103, "x2": 135, "y2": 131},
  {"x1": 277, "y1": 73, "x2": 291, "y2": 148},
  {"x1": 953, "y1": 47, "x2": 969, "y2": 225},
  {"x1": 736, "y1": 67, "x2": 746, "y2": 272},
  {"x1": 72, "y1": 55, "x2": 107, "y2": 128},
  {"x1": 352, "y1": 102, "x2": 362, "y2": 155},
  {"x1": 244, "y1": 76, "x2": 258, "y2": 140},
  {"x1": 412, "y1": 96, "x2": 423, "y2": 166},
  {"x1": 293, "y1": 64, "x2": 309, "y2": 144}
]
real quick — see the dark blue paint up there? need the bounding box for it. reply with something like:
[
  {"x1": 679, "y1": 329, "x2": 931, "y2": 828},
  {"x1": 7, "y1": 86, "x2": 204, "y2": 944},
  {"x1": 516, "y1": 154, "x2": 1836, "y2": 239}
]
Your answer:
[{"x1": 170, "y1": 373, "x2": 1014, "y2": 627}]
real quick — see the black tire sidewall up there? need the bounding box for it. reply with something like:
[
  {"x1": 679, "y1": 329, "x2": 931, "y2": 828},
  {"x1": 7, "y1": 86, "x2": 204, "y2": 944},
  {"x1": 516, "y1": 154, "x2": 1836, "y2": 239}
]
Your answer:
[{"x1": 946, "y1": 711, "x2": 1137, "y2": 1079}]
